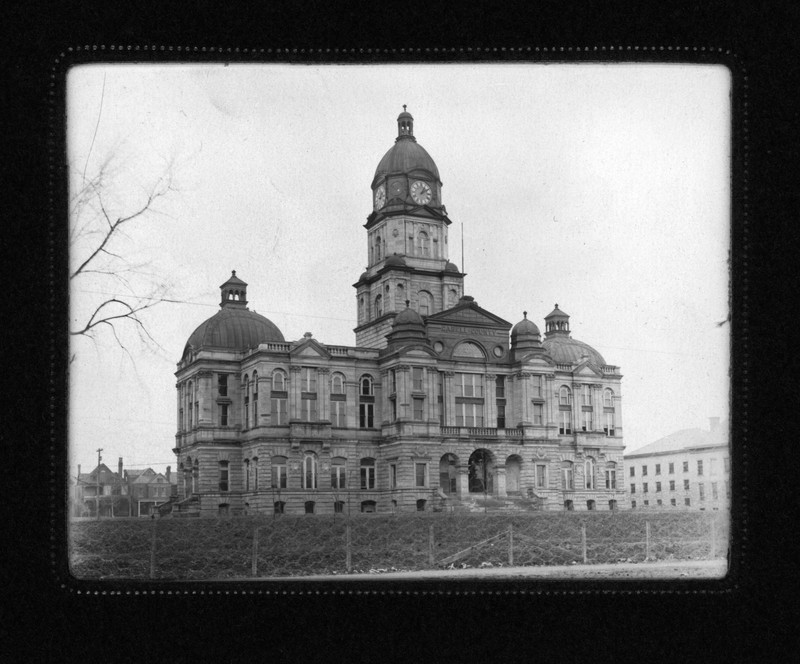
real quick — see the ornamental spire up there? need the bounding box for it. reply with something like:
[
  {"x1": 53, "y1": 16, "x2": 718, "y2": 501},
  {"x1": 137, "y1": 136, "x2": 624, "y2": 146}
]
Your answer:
[{"x1": 397, "y1": 105, "x2": 414, "y2": 141}]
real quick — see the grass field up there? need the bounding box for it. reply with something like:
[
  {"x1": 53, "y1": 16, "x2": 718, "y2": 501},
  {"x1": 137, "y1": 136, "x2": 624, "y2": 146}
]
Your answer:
[{"x1": 69, "y1": 510, "x2": 729, "y2": 580}]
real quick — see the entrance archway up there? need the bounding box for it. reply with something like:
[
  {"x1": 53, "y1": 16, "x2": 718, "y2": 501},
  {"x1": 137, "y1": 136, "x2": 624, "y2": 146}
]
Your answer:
[
  {"x1": 505, "y1": 455, "x2": 522, "y2": 494},
  {"x1": 468, "y1": 449, "x2": 495, "y2": 494},
  {"x1": 439, "y1": 453, "x2": 458, "y2": 495}
]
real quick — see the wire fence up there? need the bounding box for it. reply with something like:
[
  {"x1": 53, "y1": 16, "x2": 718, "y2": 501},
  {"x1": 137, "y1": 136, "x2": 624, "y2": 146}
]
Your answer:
[{"x1": 69, "y1": 511, "x2": 729, "y2": 580}]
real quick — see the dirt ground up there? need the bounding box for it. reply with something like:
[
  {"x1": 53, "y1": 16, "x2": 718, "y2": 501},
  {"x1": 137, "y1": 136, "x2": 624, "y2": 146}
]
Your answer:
[{"x1": 293, "y1": 558, "x2": 728, "y2": 581}]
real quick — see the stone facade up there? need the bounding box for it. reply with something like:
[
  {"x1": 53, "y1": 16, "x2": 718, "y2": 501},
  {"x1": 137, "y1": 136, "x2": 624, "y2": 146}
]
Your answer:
[{"x1": 172, "y1": 109, "x2": 626, "y2": 516}]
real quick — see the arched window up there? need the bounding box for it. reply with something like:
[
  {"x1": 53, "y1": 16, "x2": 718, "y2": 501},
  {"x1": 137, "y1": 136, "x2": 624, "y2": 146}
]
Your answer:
[
  {"x1": 395, "y1": 283, "x2": 405, "y2": 309},
  {"x1": 218, "y1": 461, "x2": 229, "y2": 492},
  {"x1": 585, "y1": 458, "x2": 596, "y2": 490},
  {"x1": 559, "y1": 386, "x2": 572, "y2": 406},
  {"x1": 331, "y1": 457, "x2": 346, "y2": 490},
  {"x1": 418, "y1": 231, "x2": 430, "y2": 257},
  {"x1": 375, "y1": 294, "x2": 383, "y2": 317},
  {"x1": 360, "y1": 375, "x2": 374, "y2": 396},
  {"x1": 302, "y1": 453, "x2": 317, "y2": 490},
  {"x1": 243, "y1": 374, "x2": 250, "y2": 429},
  {"x1": 359, "y1": 376, "x2": 375, "y2": 428},
  {"x1": 561, "y1": 461, "x2": 574, "y2": 490},
  {"x1": 252, "y1": 371, "x2": 258, "y2": 427},
  {"x1": 244, "y1": 459, "x2": 250, "y2": 491},
  {"x1": 271, "y1": 456, "x2": 287, "y2": 489},
  {"x1": 360, "y1": 457, "x2": 376, "y2": 489},
  {"x1": 604, "y1": 388, "x2": 614, "y2": 408},
  {"x1": 272, "y1": 370, "x2": 286, "y2": 392},
  {"x1": 252, "y1": 456, "x2": 259, "y2": 491},
  {"x1": 605, "y1": 462, "x2": 617, "y2": 490},
  {"x1": 360, "y1": 500, "x2": 377, "y2": 513},
  {"x1": 359, "y1": 296, "x2": 365, "y2": 322},
  {"x1": 331, "y1": 373, "x2": 345, "y2": 394},
  {"x1": 330, "y1": 374, "x2": 346, "y2": 428},
  {"x1": 418, "y1": 290, "x2": 432, "y2": 316}
]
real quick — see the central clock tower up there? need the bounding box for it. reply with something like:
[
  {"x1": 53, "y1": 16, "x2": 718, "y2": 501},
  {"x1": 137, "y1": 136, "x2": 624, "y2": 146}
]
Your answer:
[{"x1": 354, "y1": 108, "x2": 465, "y2": 348}]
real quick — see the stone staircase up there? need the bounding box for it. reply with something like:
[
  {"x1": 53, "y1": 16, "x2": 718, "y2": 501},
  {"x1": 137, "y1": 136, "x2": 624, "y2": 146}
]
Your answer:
[{"x1": 434, "y1": 493, "x2": 542, "y2": 514}]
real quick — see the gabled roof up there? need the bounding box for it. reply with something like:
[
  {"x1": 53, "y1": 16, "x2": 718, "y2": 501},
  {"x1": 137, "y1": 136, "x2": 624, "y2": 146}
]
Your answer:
[
  {"x1": 625, "y1": 424, "x2": 728, "y2": 458},
  {"x1": 290, "y1": 336, "x2": 331, "y2": 359},
  {"x1": 426, "y1": 297, "x2": 512, "y2": 329}
]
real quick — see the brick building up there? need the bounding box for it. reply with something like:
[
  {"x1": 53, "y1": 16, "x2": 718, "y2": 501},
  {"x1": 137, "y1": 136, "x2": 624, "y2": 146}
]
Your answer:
[
  {"x1": 172, "y1": 109, "x2": 626, "y2": 516},
  {"x1": 624, "y1": 418, "x2": 729, "y2": 510}
]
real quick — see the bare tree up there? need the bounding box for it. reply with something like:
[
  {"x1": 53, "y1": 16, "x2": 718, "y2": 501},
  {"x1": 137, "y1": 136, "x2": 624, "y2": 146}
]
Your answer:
[{"x1": 69, "y1": 155, "x2": 178, "y2": 359}]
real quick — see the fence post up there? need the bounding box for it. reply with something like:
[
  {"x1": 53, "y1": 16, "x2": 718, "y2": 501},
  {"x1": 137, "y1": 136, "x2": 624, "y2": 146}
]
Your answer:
[
  {"x1": 251, "y1": 526, "x2": 259, "y2": 577},
  {"x1": 428, "y1": 524, "x2": 435, "y2": 567},
  {"x1": 508, "y1": 524, "x2": 514, "y2": 566},
  {"x1": 710, "y1": 519, "x2": 716, "y2": 558},
  {"x1": 581, "y1": 524, "x2": 587, "y2": 564},
  {"x1": 645, "y1": 521, "x2": 651, "y2": 560},
  {"x1": 346, "y1": 523, "x2": 352, "y2": 573},
  {"x1": 149, "y1": 517, "x2": 157, "y2": 580}
]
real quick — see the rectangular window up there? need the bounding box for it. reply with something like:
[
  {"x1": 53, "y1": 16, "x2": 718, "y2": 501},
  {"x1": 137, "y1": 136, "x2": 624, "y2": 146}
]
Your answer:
[
  {"x1": 581, "y1": 384, "x2": 591, "y2": 406},
  {"x1": 559, "y1": 410, "x2": 572, "y2": 435},
  {"x1": 360, "y1": 465, "x2": 375, "y2": 490},
  {"x1": 644, "y1": 500, "x2": 649, "y2": 506},
  {"x1": 496, "y1": 403, "x2": 506, "y2": 429},
  {"x1": 642, "y1": 465, "x2": 648, "y2": 476},
  {"x1": 657, "y1": 499, "x2": 662, "y2": 506},
  {"x1": 331, "y1": 463, "x2": 346, "y2": 490},
  {"x1": 218, "y1": 374, "x2": 228, "y2": 397},
  {"x1": 455, "y1": 402, "x2": 484, "y2": 427},
  {"x1": 390, "y1": 369, "x2": 397, "y2": 394},
  {"x1": 272, "y1": 463, "x2": 287, "y2": 489},
  {"x1": 220, "y1": 403, "x2": 228, "y2": 426},
  {"x1": 582, "y1": 410, "x2": 593, "y2": 431},
  {"x1": 531, "y1": 375, "x2": 542, "y2": 398},
  {"x1": 710, "y1": 458, "x2": 717, "y2": 476},
  {"x1": 630, "y1": 483, "x2": 636, "y2": 494},
  {"x1": 390, "y1": 464, "x2": 397, "y2": 489},
  {"x1": 631, "y1": 500, "x2": 637, "y2": 509},
  {"x1": 683, "y1": 461, "x2": 689, "y2": 472},
  {"x1": 562, "y1": 467, "x2": 574, "y2": 490},
  {"x1": 670, "y1": 498, "x2": 676, "y2": 506},
  {"x1": 391, "y1": 398, "x2": 397, "y2": 422},
  {"x1": 413, "y1": 397, "x2": 424, "y2": 421},
  {"x1": 685, "y1": 497, "x2": 691, "y2": 506},
  {"x1": 699, "y1": 483, "x2": 705, "y2": 501},
  {"x1": 604, "y1": 412, "x2": 615, "y2": 436},
  {"x1": 415, "y1": 463, "x2": 427, "y2": 487},
  {"x1": 697, "y1": 460, "x2": 704, "y2": 476},
  {"x1": 606, "y1": 470, "x2": 616, "y2": 489},
  {"x1": 669, "y1": 480, "x2": 675, "y2": 491},
  {"x1": 302, "y1": 367, "x2": 317, "y2": 393},
  {"x1": 412, "y1": 367, "x2": 424, "y2": 392},
  {"x1": 301, "y1": 397, "x2": 317, "y2": 421},
  {"x1": 331, "y1": 400, "x2": 345, "y2": 427},
  {"x1": 656, "y1": 481, "x2": 662, "y2": 492},
  {"x1": 359, "y1": 403, "x2": 374, "y2": 428},
  {"x1": 495, "y1": 376, "x2": 505, "y2": 398},
  {"x1": 536, "y1": 464, "x2": 547, "y2": 489},
  {"x1": 218, "y1": 461, "x2": 229, "y2": 492},
  {"x1": 630, "y1": 466, "x2": 635, "y2": 477},
  {"x1": 643, "y1": 482, "x2": 648, "y2": 493},
  {"x1": 712, "y1": 482, "x2": 718, "y2": 499},
  {"x1": 533, "y1": 402, "x2": 543, "y2": 425},
  {"x1": 684, "y1": 479, "x2": 690, "y2": 491},
  {"x1": 456, "y1": 373, "x2": 483, "y2": 397},
  {"x1": 655, "y1": 464, "x2": 661, "y2": 475},
  {"x1": 668, "y1": 462, "x2": 675, "y2": 474},
  {"x1": 271, "y1": 398, "x2": 287, "y2": 425}
]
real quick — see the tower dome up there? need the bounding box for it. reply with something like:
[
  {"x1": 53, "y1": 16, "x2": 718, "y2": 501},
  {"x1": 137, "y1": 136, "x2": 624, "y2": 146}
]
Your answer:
[
  {"x1": 183, "y1": 271, "x2": 285, "y2": 354},
  {"x1": 541, "y1": 304, "x2": 606, "y2": 366},
  {"x1": 510, "y1": 311, "x2": 542, "y2": 360},
  {"x1": 373, "y1": 107, "x2": 441, "y2": 185}
]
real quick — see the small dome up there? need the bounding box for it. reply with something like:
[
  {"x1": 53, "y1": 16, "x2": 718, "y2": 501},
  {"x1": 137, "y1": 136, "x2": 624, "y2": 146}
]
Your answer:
[
  {"x1": 385, "y1": 253, "x2": 407, "y2": 267},
  {"x1": 543, "y1": 336, "x2": 606, "y2": 366},
  {"x1": 444, "y1": 261, "x2": 460, "y2": 273},
  {"x1": 511, "y1": 312, "x2": 540, "y2": 338},
  {"x1": 394, "y1": 303, "x2": 425, "y2": 327},
  {"x1": 358, "y1": 270, "x2": 369, "y2": 282},
  {"x1": 374, "y1": 140, "x2": 440, "y2": 181}
]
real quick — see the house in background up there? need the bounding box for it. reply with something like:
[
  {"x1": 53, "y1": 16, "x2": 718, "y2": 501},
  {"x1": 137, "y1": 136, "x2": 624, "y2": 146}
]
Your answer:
[
  {"x1": 624, "y1": 418, "x2": 729, "y2": 510},
  {"x1": 71, "y1": 457, "x2": 178, "y2": 517}
]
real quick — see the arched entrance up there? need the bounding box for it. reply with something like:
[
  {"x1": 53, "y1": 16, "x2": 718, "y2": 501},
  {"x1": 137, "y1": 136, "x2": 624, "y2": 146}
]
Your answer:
[
  {"x1": 505, "y1": 455, "x2": 522, "y2": 495},
  {"x1": 468, "y1": 449, "x2": 495, "y2": 494},
  {"x1": 439, "y1": 453, "x2": 458, "y2": 495}
]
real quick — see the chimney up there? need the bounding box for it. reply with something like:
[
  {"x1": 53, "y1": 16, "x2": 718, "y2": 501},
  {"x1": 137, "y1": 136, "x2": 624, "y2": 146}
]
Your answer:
[
  {"x1": 166, "y1": 466, "x2": 171, "y2": 483},
  {"x1": 709, "y1": 417, "x2": 720, "y2": 432},
  {"x1": 118, "y1": 457, "x2": 123, "y2": 478}
]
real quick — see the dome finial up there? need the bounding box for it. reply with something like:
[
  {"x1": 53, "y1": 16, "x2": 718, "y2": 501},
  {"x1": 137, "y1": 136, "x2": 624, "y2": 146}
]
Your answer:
[
  {"x1": 523, "y1": 311, "x2": 528, "y2": 319},
  {"x1": 405, "y1": 299, "x2": 410, "y2": 308},
  {"x1": 403, "y1": 104, "x2": 407, "y2": 112},
  {"x1": 232, "y1": 270, "x2": 236, "y2": 276}
]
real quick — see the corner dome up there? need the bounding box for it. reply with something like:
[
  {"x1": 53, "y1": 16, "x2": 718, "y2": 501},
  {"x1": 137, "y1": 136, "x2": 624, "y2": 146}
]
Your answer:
[
  {"x1": 385, "y1": 253, "x2": 407, "y2": 267},
  {"x1": 543, "y1": 336, "x2": 606, "y2": 366},
  {"x1": 444, "y1": 261, "x2": 460, "y2": 273},
  {"x1": 394, "y1": 304, "x2": 425, "y2": 327},
  {"x1": 511, "y1": 312, "x2": 540, "y2": 338},
  {"x1": 185, "y1": 307, "x2": 285, "y2": 353}
]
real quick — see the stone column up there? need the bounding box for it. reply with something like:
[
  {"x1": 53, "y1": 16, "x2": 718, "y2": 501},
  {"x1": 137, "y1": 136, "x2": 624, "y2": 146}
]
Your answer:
[
  {"x1": 484, "y1": 373, "x2": 497, "y2": 427},
  {"x1": 425, "y1": 367, "x2": 436, "y2": 422},
  {"x1": 289, "y1": 366, "x2": 302, "y2": 420},
  {"x1": 397, "y1": 364, "x2": 410, "y2": 420},
  {"x1": 444, "y1": 371, "x2": 456, "y2": 427},
  {"x1": 495, "y1": 465, "x2": 507, "y2": 497},
  {"x1": 317, "y1": 368, "x2": 330, "y2": 422},
  {"x1": 592, "y1": 384, "x2": 603, "y2": 431},
  {"x1": 458, "y1": 465, "x2": 469, "y2": 496},
  {"x1": 545, "y1": 374, "x2": 556, "y2": 427},
  {"x1": 346, "y1": 377, "x2": 358, "y2": 429},
  {"x1": 197, "y1": 371, "x2": 212, "y2": 425}
]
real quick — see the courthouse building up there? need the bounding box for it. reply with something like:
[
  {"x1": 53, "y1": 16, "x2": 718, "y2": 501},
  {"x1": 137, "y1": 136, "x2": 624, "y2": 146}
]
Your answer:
[{"x1": 172, "y1": 109, "x2": 626, "y2": 516}]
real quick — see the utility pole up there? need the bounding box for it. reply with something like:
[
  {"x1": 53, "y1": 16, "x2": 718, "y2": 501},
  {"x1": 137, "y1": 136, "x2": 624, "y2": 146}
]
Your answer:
[{"x1": 96, "y1": 448, "x2": 103, "y2": 520}]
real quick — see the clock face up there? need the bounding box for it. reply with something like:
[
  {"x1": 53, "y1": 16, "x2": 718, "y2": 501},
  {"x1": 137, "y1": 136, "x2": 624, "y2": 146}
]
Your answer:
[
  {"x1": 390, "y1": 180, "x2": 403, "y2": 196},
  {"x1": 410, "y1": 180, "x2": 432, "y2": 205},
  {"x1": 374, "y1": 185, "x2": 386, "y2": 210}
]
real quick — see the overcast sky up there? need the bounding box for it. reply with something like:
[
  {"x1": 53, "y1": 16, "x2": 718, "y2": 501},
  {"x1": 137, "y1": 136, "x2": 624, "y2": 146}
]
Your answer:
[{"x1": 67, "y1": 63, "x2": 731, "y2": 476}]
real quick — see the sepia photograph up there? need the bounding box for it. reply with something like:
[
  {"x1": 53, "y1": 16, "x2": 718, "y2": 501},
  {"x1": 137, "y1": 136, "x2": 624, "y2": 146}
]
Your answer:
[{"x1": 66, "y1": 62, "x2": 731, "y2": 582}]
